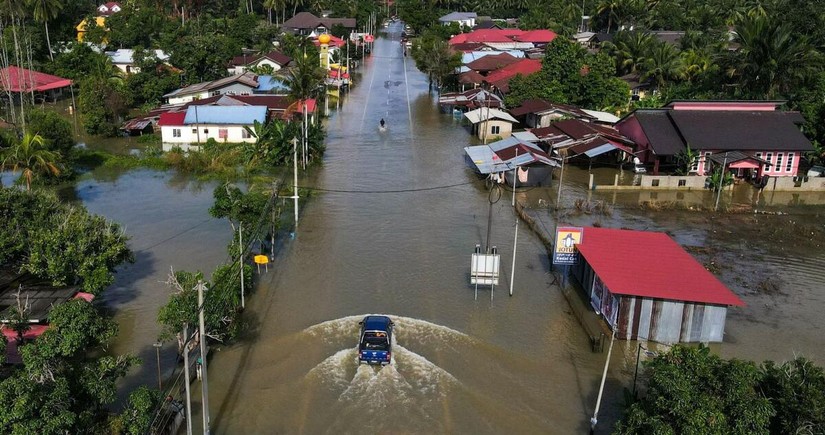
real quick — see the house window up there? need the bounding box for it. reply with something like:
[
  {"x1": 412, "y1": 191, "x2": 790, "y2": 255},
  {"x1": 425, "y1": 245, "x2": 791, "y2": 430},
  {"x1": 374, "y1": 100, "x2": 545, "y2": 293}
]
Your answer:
[
  {"x1": 652, "y1": 179, "x2": 660, "y2": 187},
  {"x1": 172, "y1": 128, "x2": 181, "y2": 138},
  {"x1": 786, "y1": 153, "x2": 794, "y2": 172},
  {"x1": 691, "y1": 155, "x2": 700, "y2": 172},
  {"x1": 192, "y1": 128, "x2": 197, "y2": 134},
  {"x1": 702, "y1": 152, "x2": 711, "y2": 173},
  {"x1": 491, "y1": 125, "x2": 501, "y2": 135},
  {"x1": 776, "y1": 153, "x2": 783, "y2": 172},
  {"x1": 678, "y1": 179, "x2": 686, "y2": 187},
  {"x1": 218, "y1": 129, "x2": 228, "y2": 139},
  {"x1": 242, "y1": 129, "x2": 252, "y2": 139},
  {"x1": 210, "y1": 91, "x2": 221, "y2": 96},
  {"x1": 765, "y1": 153, "x2": 773, "y2": 172},
  {"x1": 203, "y1": 129, "x2": 209, "y2": 135}
]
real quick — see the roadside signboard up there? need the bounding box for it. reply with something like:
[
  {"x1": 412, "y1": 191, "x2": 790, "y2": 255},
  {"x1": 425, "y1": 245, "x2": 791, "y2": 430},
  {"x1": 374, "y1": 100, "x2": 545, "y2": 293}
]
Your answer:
[
  {"x1": 553, "y1": 226, "x2": 584, "y2": 265},
  {"x1": 364, "y1": 34, "x2": 375, "y2": 43}
]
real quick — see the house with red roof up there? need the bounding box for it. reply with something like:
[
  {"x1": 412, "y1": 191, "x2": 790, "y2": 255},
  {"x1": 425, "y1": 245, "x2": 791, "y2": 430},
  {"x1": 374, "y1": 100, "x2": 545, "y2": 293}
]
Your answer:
[
  {"x1": 449, "y1": 28, "x2": 557, "y2": 50},
  {"x1": 484, "y1": 58, "x2": 542, "y2": 93},
  {"x1": 0, "y1": 66, "x2": 73, "y2": 102},
  {"x1": 570, "y1": 227, "x2": 744, "y2": 343}
]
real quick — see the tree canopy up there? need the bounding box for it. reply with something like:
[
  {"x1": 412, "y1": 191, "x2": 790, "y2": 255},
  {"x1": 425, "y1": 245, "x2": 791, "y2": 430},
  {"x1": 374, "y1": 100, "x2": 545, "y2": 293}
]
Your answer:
[{"x1": 616, "y1": 345, "x2": 825, "y2": 435}]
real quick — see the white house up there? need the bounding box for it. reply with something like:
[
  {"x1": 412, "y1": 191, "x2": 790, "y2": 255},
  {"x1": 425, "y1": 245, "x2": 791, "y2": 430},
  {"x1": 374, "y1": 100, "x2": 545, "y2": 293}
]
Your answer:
[
  {"x1": 464, "y1": 107, "x2": 517, "y2": 141},
  {"x1": 227, "y1": 51, "x2": 292, "y2": 75},
  {"x1": 163, "y1": 72, "x2": 259, "y2": 105},
  {"x1": 439, "y1": 12, "x2": 477, "y2": 28},
  {"x1": 106, "y1": 49, "x2": 170, "y2": 74},
  {"x1": 158, "y1": 105, "x2": 266, "y2": 151}
]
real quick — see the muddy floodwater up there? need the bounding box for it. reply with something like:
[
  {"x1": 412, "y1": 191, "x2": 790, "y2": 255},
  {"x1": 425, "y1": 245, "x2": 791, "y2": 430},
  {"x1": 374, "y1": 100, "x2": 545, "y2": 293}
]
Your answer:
[{"x1": 46, "y1": 22, "x2": 825, "y2": 434}]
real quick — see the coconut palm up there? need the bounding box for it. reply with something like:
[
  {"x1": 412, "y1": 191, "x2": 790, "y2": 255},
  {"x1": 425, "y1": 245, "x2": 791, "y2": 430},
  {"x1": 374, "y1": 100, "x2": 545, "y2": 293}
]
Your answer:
[
  {"x1": 731, "y1": 13, "x2": 820, "y2": 99},
  {"x1": 27, "y1": 0, "x2": 63, "y2": 61},
  {"x1": 284, "y1": 52, "x2": 326, "y2": 102},
  {"x1": 640, "y1": 41, "x2": 682, "y2": 88},
  {"x1": 597, "y1": 0, "x2": 621, "y2": 33},
  {"x1": 0, "y1": 132, "x2": 62, "y2": 190},
  {"x1": 606, "y1": 30, "x2": 655, "y2": 75}
]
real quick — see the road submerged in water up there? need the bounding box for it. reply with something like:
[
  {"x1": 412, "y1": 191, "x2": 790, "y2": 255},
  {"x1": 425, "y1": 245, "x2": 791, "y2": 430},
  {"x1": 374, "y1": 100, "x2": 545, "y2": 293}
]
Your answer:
[{"x1": 59, "y1": 20, "x2": 825, "y2": 435}]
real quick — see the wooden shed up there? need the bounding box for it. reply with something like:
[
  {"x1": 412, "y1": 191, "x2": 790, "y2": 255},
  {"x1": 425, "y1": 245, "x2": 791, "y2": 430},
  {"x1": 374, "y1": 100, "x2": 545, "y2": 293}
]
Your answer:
[{"x1": 570, "y1": 227, "x2": 744, "y2": 343}]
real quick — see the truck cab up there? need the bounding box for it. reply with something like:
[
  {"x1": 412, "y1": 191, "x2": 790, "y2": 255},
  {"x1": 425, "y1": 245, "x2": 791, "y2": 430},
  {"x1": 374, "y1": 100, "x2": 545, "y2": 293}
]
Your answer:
[{"x1": 358, "y1": 315, "x2": 394, "y2": 365}]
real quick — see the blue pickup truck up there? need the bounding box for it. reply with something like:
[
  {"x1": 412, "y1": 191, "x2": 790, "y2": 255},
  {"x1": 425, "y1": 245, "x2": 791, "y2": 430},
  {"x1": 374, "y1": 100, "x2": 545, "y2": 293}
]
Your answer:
[{"x1": 358, "y1": 315, "x2": 394, "y2": 365}]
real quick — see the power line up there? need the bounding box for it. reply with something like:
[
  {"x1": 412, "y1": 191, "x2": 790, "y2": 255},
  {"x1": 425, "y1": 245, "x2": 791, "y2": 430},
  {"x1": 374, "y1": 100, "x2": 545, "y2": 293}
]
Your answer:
[{"x1": 298, "y1": 180, "x2": 476, "y2": 194}]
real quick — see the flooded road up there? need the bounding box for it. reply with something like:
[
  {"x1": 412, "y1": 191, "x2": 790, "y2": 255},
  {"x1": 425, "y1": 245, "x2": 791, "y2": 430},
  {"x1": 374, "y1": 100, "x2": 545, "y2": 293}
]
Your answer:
[
  {"x1": 37, "y1": 21, "x2": 822, "y2": 434},
  {"x1": 206, "y1": 23, "x2": 622, "y2": 434}
]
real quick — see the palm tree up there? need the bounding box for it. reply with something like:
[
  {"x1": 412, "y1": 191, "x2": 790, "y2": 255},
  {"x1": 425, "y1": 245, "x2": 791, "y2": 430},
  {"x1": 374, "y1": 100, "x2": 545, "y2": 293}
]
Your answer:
[
  {"x1": 640, "y1": 41, "x2": 682, "y2": 88},
  {"x1": 606, "y1": 30, "x2": 655, "y2": 75},
  {"x1": 732, "y1": 13, "x2": 820, "y2": 99},
  {"x1": 284, "y1": 52, "x2": 326, "y2": 102},
  {"x1": 27, "y1": 0, "x2": 63, "y2": 61},
  {"x1": 597, "y1": 0, "x2": 621, "y2": 33},
  {"x1": 0, "y1": 132, "x2": 62, "y2": 190}
]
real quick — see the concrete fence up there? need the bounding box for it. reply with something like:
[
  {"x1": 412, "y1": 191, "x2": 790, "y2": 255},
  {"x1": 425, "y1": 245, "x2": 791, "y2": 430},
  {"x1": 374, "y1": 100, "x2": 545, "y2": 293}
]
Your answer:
[
  {"x1": 590, "y1": 173, "x2": 825, "y2": 192},
  {"x1": 589, "y1": 174, "x2": 713, "y2": 191}
]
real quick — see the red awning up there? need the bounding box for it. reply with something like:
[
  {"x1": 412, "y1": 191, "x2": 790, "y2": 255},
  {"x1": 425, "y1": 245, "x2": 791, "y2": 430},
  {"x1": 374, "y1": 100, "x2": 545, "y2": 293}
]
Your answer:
[{"x1": 0, "y1": 66, "x2": 72, "y2": 92}]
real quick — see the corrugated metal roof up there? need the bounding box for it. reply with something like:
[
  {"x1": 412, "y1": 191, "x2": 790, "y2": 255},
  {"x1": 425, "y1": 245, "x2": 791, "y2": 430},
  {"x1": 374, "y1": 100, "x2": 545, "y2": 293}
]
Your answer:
[
  {"x1": 464, "y1": 107, "x2": 517, "y2": 123},
  {"x1": 183, "y1": 105, "x2": 267, "y2": 125},
  {"x1": 576, "y1": 227, "x2": 744, "y2": 306}
]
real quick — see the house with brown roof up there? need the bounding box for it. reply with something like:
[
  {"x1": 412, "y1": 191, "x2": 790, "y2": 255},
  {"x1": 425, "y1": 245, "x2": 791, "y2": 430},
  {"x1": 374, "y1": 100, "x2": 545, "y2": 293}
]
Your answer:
[
  {"x1": 528, "y1": 119, "x2": 635, "y2": 163},
  {"x1": 282, "y1": 12, "x2": 356, "y2": 36},
  {"x1": 465, "y1": 53, "x2": 520, "y2": 75},
  {"x1": 616, "y1": 101, "x2": 814, "y2": 177},
  {"x1": 163, "y1": 72, "x2": 259, "y2": 105},
  {"x1": 228, "y1": 51, "x2": 292, "y2": 75},
  {"x1": 509, "y1": 99, "x2": 596, "y2": 128}
]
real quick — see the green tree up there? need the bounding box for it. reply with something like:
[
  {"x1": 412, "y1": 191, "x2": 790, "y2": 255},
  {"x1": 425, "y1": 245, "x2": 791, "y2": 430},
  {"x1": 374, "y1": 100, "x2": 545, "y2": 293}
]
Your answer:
[
  {"x1": 0, "y1": 132, "x2": 62, "y2": 190},
  {"x1": 26, "y1": 108, "x2": 75, "y2": 157},
  {"x1": 731, "y1": 13, "x2": 821, "y2": 99},
  {"x1": 760, "y1": 357, "x2": 825, "y2": 434},
  {"x1": 410, "y1": 30, "x2": 462, "y2": 90},
  {"x1": 23, "y1": 206, "x2": 134, "y2": 294},
  {"x1": 27, "y1": 0, "x2": 63, "y2": 61},
  {"x1": 616, "y1": 345, "x2": 774, "y2": 435},
  {"x1": 109, "y1": 386, "x2": 162, "y2": 435},
  {"x1": 284, "y1": 50, "x2": 326, "y2": 101},
  {"x1": 0, "y1": 299, "x2": 137, "y2": 434}
]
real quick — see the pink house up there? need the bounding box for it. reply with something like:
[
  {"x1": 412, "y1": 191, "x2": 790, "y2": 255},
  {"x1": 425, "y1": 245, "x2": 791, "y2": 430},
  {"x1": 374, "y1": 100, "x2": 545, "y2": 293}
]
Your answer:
[{"x1": 616, "y1": 101, "x2": 813, "y2": 177}]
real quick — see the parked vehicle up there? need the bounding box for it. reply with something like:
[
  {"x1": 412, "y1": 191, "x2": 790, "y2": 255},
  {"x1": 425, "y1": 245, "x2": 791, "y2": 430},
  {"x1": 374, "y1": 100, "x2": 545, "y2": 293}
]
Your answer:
[
  {"x1": 808, "y1": 165, "x2": 825, "y2": 177},
  {"x1": 358, "y1": 315, "x2": 394, "y2": 365}
]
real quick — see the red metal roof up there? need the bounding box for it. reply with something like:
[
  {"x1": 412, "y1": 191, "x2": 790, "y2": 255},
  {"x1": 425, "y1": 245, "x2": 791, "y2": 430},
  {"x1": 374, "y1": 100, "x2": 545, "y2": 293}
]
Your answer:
[
  {"x1": 449, "y1": 29, "x2": 522, "y2": 44},
  {"x1": 485, "y1": 59, "x2": 542, "y2": 84},
  {"x1": 513, "y1": 29, "x2": 557, "y2": 43},
  {"x1": 157, "y1": 111, "x2": 186, "y2": 126},
  {"x1": 0, "y1": 66, "x2": 72, "y2": 92},
  {"x1": 575, "y1": 227, "x2": 744, "y2": 306}
]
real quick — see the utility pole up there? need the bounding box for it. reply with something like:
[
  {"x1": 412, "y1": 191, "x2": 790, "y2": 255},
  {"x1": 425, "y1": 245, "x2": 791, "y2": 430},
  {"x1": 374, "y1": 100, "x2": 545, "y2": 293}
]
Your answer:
[
  {"x1": 509, "y1": 149, "x2": 519, "y2": 297},
  {"x1": 714, "y1": 152, "x2": 729, "y2": 211},
  {"x1": 183, "y1": 324, "x2": 193, "y2": 435},
  {"x1": 153, "y1": 342, "x2": 162, "y2": 390},
  {"x1": 197, "y1": 280, "x2": 210, "y2": 435},
  {"x1": 291, "y1": 137, "x2": 299, "y2": 227},
  {"x1": 239, "y1": 222, "x2": 245, "y2": 309},
  {"x1": 590, "y1": 328, "x2": 616, "y2": 434}
]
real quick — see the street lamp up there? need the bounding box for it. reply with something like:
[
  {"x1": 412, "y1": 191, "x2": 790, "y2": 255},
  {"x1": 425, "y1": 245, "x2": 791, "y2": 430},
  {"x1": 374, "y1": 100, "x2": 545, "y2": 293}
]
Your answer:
[{"x1": 153, "y1": 342, "x2": 162, "y2": 390}]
